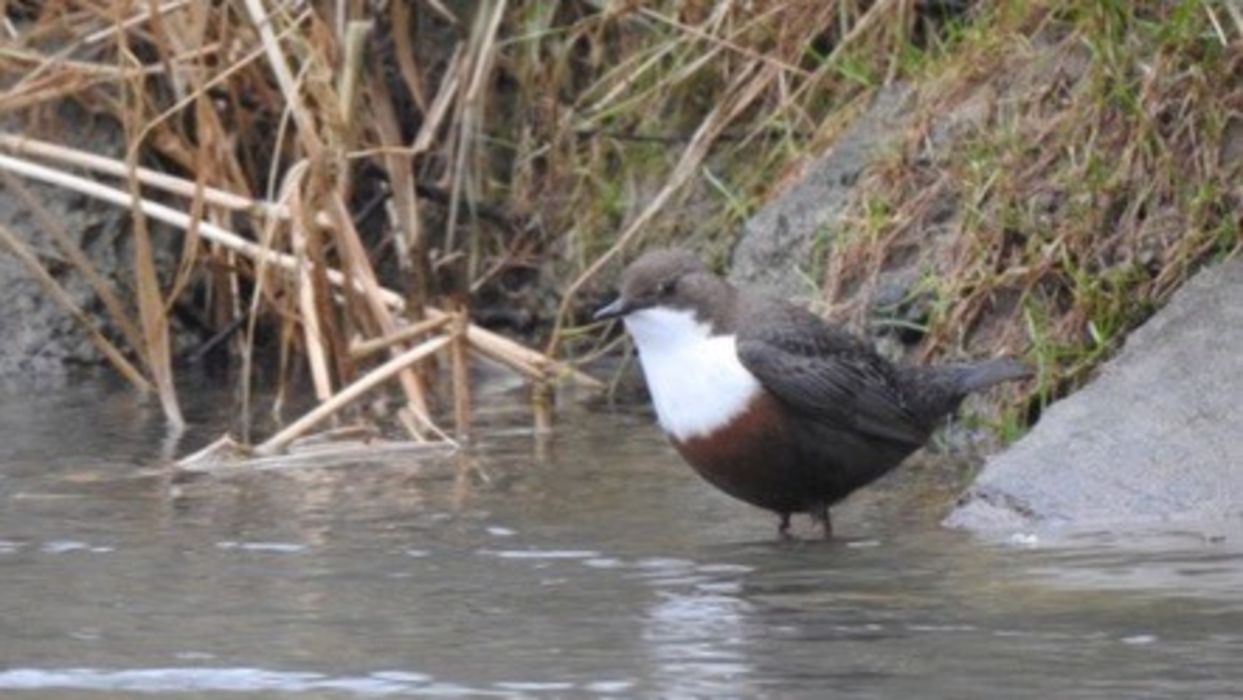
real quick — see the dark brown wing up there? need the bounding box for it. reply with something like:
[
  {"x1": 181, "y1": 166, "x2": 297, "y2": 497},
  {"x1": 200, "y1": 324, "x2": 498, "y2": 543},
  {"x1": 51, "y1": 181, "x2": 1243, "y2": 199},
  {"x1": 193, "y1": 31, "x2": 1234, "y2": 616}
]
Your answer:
[{"x1": 735, "y1": 299, "x2": 928, "y2": 447}]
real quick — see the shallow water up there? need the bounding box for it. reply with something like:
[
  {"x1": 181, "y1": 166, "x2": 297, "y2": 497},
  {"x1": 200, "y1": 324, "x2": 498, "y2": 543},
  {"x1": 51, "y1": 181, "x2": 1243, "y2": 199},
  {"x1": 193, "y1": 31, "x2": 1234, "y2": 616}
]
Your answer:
[{"x1": 1, "y1": 376, "x2": 1242, "y2": 698}]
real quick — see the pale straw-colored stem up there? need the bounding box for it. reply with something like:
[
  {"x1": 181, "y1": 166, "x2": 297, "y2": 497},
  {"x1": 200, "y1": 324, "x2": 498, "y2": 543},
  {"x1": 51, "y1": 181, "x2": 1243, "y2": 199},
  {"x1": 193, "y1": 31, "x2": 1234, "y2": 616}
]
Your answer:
[
  {"x1": 350, "y1": 315, "x2": 453, "y2": 360},
  {"x1": 0, "y1": 132, "x2": 332, "y2": 226},
  {"x1": 450, "y1": 306, "x2": 472, "y2": 439},
  {"x1": 256, "y1": 334, "x2": 454, "y2": 455},
  {"x1": 288, "y1": 187, "x2": 333, "y2": 402},
  {"x1": 84, "y1": 0, "x2": 194, "y2": 44}
]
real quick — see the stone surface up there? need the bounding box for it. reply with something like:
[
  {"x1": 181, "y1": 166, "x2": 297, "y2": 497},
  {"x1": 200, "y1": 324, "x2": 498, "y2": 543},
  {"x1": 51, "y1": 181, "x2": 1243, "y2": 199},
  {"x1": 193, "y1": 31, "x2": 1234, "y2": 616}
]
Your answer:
[
  {"x1": 728, "y1": 86, "x2": 912, "y2": 301},
  {"x1": 946, "y1": 255, "x2": 1243, "y2": 534},
  {"x1": 0, "y1": 105, "x2": 131, "y2": 376}
]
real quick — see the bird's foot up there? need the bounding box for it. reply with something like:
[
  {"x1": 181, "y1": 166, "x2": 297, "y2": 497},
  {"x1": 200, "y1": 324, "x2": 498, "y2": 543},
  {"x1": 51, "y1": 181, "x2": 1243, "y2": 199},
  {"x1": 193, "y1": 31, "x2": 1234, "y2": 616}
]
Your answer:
[
  {"x1": 777, "y1": 512, "x2": 793, "y2": 541},
  {"x1": 812, "y1": 505, "x2": 833, "y2": 540}
]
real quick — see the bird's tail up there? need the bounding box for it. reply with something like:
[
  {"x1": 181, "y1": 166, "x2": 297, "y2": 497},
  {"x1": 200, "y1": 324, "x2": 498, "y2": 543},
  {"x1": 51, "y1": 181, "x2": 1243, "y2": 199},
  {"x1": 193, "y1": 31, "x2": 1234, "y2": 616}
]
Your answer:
[
  {"x1": 899, "y1": 357, "x2": 1031, "y2": 424},
  {"x1": 947, "y1": 357, "x2": 1033, "y2": 395}
]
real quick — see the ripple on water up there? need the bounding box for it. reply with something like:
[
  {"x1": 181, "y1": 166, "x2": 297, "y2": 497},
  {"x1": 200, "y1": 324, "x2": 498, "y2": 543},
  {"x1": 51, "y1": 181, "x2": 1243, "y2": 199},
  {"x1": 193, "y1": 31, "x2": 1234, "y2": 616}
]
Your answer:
[
  {"x1": 0, "y1": 667, "x2": 637, "y2": 696},
  {"x1": 693, "y1": 563, "x2": 755, "y2": 574},
  {"x1": 0, "y1": 668, "x2": 450, "y2": 695},
  {"x1": 480, "y1": 548, "x2": 599, "y2": 560},
  {"x1": 214, "y1": 541, "x2": 306, "y2": 554},
  {"x1": 493, "y1": 681, "x2": 575, "y2": 691},
  {"x1": 634, "y1": 557, "x2": 696, "y2": 571},
  {"x1": 40, "y1": 541, "x2": 113, "y2": 554}
]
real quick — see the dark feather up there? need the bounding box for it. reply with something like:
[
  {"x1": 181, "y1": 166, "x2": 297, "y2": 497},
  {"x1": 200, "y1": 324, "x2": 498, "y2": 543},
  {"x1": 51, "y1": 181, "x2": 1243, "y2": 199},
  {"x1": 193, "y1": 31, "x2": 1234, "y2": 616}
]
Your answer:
[{"x1": 735, "y1": 297, "x2": 929, "y2": 448}]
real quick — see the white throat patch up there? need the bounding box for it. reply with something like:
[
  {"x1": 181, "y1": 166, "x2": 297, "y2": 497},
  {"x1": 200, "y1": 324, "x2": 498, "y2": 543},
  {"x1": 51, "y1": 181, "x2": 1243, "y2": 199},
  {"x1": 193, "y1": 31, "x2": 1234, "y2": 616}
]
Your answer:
[{"x1": 623, "y1": 306, "x2": 761, "y2": 441}]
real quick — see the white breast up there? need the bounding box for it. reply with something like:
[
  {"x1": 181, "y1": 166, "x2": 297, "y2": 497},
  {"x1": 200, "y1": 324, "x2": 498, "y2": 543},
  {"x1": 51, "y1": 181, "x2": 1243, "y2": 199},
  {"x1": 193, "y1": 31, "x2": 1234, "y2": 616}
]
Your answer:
[{"x1": 623, "y1": 307, "x2": 762, "y2": 441}]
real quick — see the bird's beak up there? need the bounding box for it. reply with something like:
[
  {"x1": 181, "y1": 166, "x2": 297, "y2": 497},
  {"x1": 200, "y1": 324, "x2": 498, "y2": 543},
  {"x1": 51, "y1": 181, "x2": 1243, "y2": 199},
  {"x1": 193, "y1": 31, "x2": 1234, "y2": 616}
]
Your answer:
[{"x1": 593, "y1": 297, "x2": 630, "y2": 321}]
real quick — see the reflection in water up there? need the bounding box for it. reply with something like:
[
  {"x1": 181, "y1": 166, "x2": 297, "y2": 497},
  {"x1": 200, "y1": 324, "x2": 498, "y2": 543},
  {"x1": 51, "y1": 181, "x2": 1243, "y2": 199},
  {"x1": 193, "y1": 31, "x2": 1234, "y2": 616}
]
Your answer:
[
  {"x1": 641, "y1": 561, "x2": 755, "y2": 697},
  {"x1": 1, "y1": 378, "x2": 1243, "y2": 697},
  {"x1": 0, "y1": 668, "x2": 452, "y2": 695}
]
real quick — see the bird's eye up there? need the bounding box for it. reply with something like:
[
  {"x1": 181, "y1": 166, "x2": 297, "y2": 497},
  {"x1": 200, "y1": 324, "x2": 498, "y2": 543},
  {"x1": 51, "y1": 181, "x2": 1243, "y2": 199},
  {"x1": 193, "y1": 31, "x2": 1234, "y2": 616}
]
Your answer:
[{"x1": 658, "y1": 279, "x2": 675, "y2": 296}]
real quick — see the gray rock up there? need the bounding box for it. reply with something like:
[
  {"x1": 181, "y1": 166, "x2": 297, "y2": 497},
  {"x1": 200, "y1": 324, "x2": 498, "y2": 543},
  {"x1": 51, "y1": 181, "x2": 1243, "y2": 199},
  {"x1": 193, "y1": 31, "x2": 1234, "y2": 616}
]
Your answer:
[
  {"x1": 0, "y1": 105, "x2": 132, "y2": 377},
  {"x1": 946, "y1": 255, "x2": 1243, "y2": 534},
  {"x1": 729, "y1": 86, "x2": 912, "y2": 300}
]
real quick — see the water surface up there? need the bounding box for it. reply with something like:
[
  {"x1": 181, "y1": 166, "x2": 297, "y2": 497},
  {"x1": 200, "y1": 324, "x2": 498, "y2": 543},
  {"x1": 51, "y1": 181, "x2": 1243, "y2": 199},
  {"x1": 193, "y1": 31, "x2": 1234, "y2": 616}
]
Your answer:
[{"x1": 1, "y1": 376, "x2": 1241, "y2": 698}]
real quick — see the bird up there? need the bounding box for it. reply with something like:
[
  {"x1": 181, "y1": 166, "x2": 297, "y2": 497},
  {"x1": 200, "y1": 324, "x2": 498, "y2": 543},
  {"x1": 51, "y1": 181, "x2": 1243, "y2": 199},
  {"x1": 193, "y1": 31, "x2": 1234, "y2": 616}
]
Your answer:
[{"x1": 594, "y1": 248, "x2": 1030, "y2": 539}]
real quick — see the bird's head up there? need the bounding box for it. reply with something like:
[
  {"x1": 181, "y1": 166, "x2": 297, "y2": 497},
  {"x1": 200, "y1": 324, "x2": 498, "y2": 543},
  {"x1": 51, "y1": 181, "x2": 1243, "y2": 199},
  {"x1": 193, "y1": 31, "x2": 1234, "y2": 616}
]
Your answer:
[{"x1": 594, "y1": 249, "x2": 737, "y2": 350}]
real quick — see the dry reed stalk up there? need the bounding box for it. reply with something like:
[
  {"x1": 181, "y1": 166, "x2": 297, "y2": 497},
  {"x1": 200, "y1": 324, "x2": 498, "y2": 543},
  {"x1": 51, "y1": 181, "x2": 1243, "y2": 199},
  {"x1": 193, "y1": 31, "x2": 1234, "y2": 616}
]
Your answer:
[
  {"x1": 0, "y1": 150, "x2": 298, "y2": 281},
  {"x1": 289, "y1": 188, "x2": 334, "y2": 402},
  {"x1": 83, "y1": 0, "x2": 194, "y2": 44},
  {"x1": 350, "y1": 315, "x2": 452, "y2": 360},
  {"x1": 334, "y1": 20, "x2": 371, "y2": 215},
  {"x1": 163, "y1": 98, "x2": 213, "y2": 309},
  {"x1": 179, "y1": 435, "x2": 455, "y2": 473},
  {"x1": 0, "y1": 74, "x2": 99, "y2": 113},
  {"x1": 120, "y1": 44, "x2": 184, "y2": 430},
  {"x1": 387, "y1": 0, "x2": 428, "y2": 112},
  {"x1": 0, "y1": 41, "x2": 223, "y2": 112},
  {"x1": 255, "y1": 334, "x2": 454, "y2": 455},
  {"x1": 0, "y1": 45, "x2": 174, "y2": 78},
  {"x1": 449, "y1": 306, "x2": 472, "y2": 440},
  {"x1": 0, "y1": 133, "x2": 297, "y2": 220},
  {"x1": 410, "y1": 45, "x2": 464, "y2": 155},
  {"x1": 336, "y1": 20, "x2": 370, "y2": 127},
  {"x1": 366, "y1": 57, "x2": 427, "y2": 297},
  {"x1": 443, "y1": 0, "x2": 506, "y2": 278},
  {"x1": 237, "y1": 179, "x2": 294, "y2": 444},
  {"x1": 326, "y1": 195, "x2": 437, "y2": 438},
  {"x1": 0, "y1": 221, "x2": 151, "y2": 392},
  {"x1": 451, "y1": 453, "x2": 475, "y2": 511},
  {"x1": 531, "y1": 382, "x2": 553, "y2": 435}
]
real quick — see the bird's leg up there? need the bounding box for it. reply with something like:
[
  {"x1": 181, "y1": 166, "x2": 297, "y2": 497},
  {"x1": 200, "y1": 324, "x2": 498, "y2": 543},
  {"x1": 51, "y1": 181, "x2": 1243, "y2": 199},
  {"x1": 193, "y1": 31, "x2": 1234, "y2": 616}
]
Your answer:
[
  {"x1": 777, "y1": 512, "x2": 793, "y2": 540},
  {"x1": 813, "y1": 504, "x2": 833, "y2": 540}
]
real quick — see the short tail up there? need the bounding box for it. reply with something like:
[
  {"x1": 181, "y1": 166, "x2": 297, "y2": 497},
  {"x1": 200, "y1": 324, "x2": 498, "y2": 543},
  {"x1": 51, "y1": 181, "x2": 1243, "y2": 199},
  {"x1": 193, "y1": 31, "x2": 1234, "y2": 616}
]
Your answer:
[
  {"x1": 899, "y1": 357, "x2": 1032, "y2": 424},
  {"x1": 950, "y1": 357, "x2": 1033, "y2": 394}
]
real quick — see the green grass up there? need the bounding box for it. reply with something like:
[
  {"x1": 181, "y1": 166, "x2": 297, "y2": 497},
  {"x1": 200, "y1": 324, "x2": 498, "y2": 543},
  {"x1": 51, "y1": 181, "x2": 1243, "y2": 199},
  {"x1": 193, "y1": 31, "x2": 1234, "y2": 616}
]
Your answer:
[{"x1": 804, "y1": 0, "x2": 1242, "y2": 432}]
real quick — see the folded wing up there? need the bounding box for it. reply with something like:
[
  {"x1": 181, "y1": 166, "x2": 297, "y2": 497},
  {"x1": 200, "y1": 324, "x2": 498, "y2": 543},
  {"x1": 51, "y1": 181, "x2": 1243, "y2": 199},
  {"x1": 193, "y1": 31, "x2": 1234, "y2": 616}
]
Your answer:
[{"x1": 735, "y1": 302, "x2": 928, "y2": 448}]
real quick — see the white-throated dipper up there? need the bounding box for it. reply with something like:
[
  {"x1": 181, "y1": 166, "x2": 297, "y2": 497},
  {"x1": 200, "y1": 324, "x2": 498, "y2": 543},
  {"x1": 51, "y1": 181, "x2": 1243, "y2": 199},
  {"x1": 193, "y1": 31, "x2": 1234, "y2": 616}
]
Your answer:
[{"x1": 594, "y1": 248, "x2": 1030, "y2": 539}]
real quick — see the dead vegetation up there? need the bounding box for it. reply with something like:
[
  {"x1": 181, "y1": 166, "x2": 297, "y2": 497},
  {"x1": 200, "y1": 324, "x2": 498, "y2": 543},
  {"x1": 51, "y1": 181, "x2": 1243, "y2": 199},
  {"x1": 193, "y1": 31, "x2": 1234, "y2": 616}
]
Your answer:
[
  {"x1": 0, "y1": 0, "x2": 935, "y2": 452},
  {"x1": 0, "y1": 1, "x2": 1238, "y2": 451},
  {"x1": 1, "y1": 0, "x2": 616, "y2": 452}
]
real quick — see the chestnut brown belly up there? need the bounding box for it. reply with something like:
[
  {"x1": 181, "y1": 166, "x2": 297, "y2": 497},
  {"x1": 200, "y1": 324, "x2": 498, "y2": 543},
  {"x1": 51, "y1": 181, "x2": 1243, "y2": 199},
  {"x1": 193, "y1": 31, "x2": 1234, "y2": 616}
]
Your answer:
[{"x1": 670, "y1": 392, "x2": 915, "y2": 515}]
